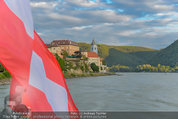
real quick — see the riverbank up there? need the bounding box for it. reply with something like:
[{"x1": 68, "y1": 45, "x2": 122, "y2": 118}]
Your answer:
[
  {"x1": 0, "y1": 72, "x2": 116, "y2": 85},
  {"x1": 0, "y1": 71, "x2": 11, "y2": 85},
  {"x1": 64, "y1": 72, "x2": 116, "y2": 79},
  {"x1": 0, "y1": 78, "x2": 10, "y2": 85}
]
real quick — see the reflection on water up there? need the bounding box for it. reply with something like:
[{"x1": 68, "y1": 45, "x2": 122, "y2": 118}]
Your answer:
[{"x1": 1, "y1": 73, "x2": 178, "y2": 111}]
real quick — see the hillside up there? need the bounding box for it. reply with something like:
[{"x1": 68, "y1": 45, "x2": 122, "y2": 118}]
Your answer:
[
  {"x1": 105, "y1": 49, "x2": 144, "y2": 67},
  {"x1": 149, "y1": 40, "x2": 178, "y2": 66},
  {"x1": 78, "y1": 42, "x2": 157, "y2": 58},
  {"x1": 130, "y1": 51, "x2": 159, "y2": 63},
  {"x1": 105, "y1": 49, "x2": 159, "y2": 67},
  {"x1": 105, "y1": 40, "x2": 178, "y2": 67}
]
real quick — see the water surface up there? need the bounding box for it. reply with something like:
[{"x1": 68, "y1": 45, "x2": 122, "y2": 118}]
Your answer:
[
  {"x1": 67, "y1": 73, "x2": 178, "y2": 111},
  {"x1": 1, "y1": 73, "x2": 178, "y2": 111}
]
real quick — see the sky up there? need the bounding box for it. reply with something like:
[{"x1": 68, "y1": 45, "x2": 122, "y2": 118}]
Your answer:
[{"x1": 30, "y1": 0, "x2": 178, "y2": 49}]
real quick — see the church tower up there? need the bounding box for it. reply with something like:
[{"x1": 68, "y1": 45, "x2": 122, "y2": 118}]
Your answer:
[{"x1": 90, "y1": 39, "x2": 98, "y2": 54}]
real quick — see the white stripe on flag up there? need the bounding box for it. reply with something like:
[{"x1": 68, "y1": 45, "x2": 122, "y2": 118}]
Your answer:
[
  {"x1": 29, "y1": 51, "x2": 68, "y2": 111},
  {"x1": 4, "y1": 0, "x2": 34, "y2": 39}
]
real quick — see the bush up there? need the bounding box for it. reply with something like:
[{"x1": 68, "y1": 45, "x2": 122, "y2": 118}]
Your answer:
[
  {"x1": 80, "y1": 65, "x2": 84, "y2": 71},
  {"x1": 90, "y1": 63, "x2": 99, "y2": 72},
  {"x1": 55, "y1": 53, "x2": 67, "y2": 71},
  {"x1": 70, "y1": 73, "x2": 76, "y2": 77},
  {"x1": 0, "y1": 70, "x2": 11, "y2": 80},
  {"x1": 84, "y1": 64, "x2": 89, "y2": 72},
  {"x1": 0, "y1": 73, "x2": 6, "y2": 80},
  {"x1": 90, "y1": 73, "x2": 94, "y2": 76},
  {"x1": 3, "y1": 71, "x2": 11, "y2": 78},
  {"x1": 0, "y1": 64, "x2": 4, "y2": 72}
]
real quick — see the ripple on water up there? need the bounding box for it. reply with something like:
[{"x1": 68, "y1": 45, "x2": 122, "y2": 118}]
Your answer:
[{"x1": 0, "y1": 73, "x2": 178, "y2": 111}]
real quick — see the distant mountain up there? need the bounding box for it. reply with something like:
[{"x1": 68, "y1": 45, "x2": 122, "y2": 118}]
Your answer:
[
  {"x1": 105, "y1": 40, "x2": 178, "y2": 67},
  {"x1": 149, "y1": 40, "x2": 178, "y2": 67}
]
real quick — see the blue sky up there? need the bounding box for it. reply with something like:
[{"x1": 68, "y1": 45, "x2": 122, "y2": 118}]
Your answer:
[{"x1": 30, "y1": 0, "x2": 178, "y2": 49}]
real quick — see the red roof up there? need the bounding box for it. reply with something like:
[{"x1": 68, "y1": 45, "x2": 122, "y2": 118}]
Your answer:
[{"x1": 87, "y1": 52, "x2": 99, "y2": 57}]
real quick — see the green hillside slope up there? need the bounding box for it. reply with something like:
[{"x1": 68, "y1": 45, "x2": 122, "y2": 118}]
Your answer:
[
  {"x1": 149, "y1": 40, "x2": 178, "y2": 66},
  {"x1": 105, "y1": 49, "x2": 159, "y2": 67},
  {"x1": 105, "y1": 40, "x2": 178, "y2": 67},
  {"x1": 105, "y1": 49, "x2": 144, "y2": 67},
  {"x1": 130, "y1": 51, "x2": 159, "y2": 63},
  {"x1": 78, "y1": 42, "x2": 157, "y2": 58}
]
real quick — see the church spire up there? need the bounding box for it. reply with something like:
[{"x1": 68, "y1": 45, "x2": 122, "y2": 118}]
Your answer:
[
  {"x1": 90, "y1": 38, "x2": 98, "y2": 54},
  {"x1": 91, "y1": 38, "x2": 96, "y2": 45}
]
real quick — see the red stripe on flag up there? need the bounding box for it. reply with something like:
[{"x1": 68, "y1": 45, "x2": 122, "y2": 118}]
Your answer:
[
  {"x1": 0, "y1": 0, "x2": 33, "y2": 86},
  {"x1": 23, "y1": 84, "x2": 54, "y2": 111}
]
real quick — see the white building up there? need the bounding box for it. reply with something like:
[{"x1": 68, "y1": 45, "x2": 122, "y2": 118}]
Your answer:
[{"x1": 90, "y1": 39, "x2": 98, "y2": 54}]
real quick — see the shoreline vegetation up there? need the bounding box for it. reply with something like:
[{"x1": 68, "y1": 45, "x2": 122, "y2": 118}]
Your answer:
[
  {"x1": 0, "y1": 64, "x2": 178, "y2": 85},
  {"x1": 64, "y1": 72, "x2": 116, "y2": 79},
  {"x1": 0, "y1": 71, "x2": 11, "y2": 85},
  {"x1": 0, "y1": 72, "x2": 116, "y2": 85},
  {"x1": 109, "y1": 64, "x2": 178, "y2": 73}
]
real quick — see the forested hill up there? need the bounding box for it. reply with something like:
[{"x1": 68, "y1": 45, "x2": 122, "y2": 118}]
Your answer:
[
  {"x1": 105, "y1": 40, "x2": 178, "y2": 67},
  {"x1": 149, "y1": 40, "x2": 178, "y2": 67},
  {"x1": 105, "y1": 49, "x2": 158, "y2": 67},
  {"x1": 78, "y1": 42, "x2": 157, "y2": 58}
]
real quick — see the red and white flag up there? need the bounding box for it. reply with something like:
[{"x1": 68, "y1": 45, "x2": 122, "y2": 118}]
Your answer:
[{"x1": 0, "y1": 0, "x2": 78, "y2": 114}]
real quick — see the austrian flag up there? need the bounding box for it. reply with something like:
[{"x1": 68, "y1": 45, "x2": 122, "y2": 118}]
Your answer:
[{"x1": 0, "y1": 0, "x2": 78, "y2": 113}]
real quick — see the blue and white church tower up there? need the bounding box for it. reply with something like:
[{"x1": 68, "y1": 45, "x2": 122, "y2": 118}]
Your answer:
[{"x1": 90, "y1": 39, "x2": 98, "y2": 54}]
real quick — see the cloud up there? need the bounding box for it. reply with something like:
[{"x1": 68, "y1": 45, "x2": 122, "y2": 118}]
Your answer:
[
  {"x1": 67, "y1": 0, "x2": 99, "y2": 7},
  {"x1": 69, "y1": 25, "x2": 93, "y2": 30},
  {"x1": 118, "y1": 30, "x2": 141, "y2": 37},
  {"x1": 152, "y1": 4, "x2": 174, "y2": 10},
  {"x1": 30, "y1": 0, "x2": 178, "y2": 49},
  {"x1": 89, "y1": 9, "x2": 131, "y2": 22},
  {"x1": 30, "y1": 1, "x2": 58, "y2": 9},
  {"x1": 47, "y1": 13, "x2": 82, "y2": 22}
]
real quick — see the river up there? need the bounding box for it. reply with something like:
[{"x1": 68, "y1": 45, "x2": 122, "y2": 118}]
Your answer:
[{"x1": 1, "y1": 73, "x2": 178, "y2": 111}]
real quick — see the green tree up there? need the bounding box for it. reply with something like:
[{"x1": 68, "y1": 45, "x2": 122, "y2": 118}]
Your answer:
[
  {"x1": 55, "y1": 53, "x2": 66, "y2": 71},
  {"x1": 84, "y1": 63, "x2": 89, "y2": 72},
  {"x1": 80, "y1": 65, "x2": 84, "y2": 71},
  {"x1": 90, "y1": 63, "x2": 99, "y2": 72},
  {"x1": 0, "y1": 63, "x2": 4, "y2": 72}
]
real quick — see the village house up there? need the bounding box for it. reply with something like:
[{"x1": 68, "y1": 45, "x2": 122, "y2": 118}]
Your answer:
[
  {"x1": 81, "y1": 52, "x2": 101, "y2": 66},
  {"x1": 47, "y1": 40, "x2": 80, "y2": 57}
]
